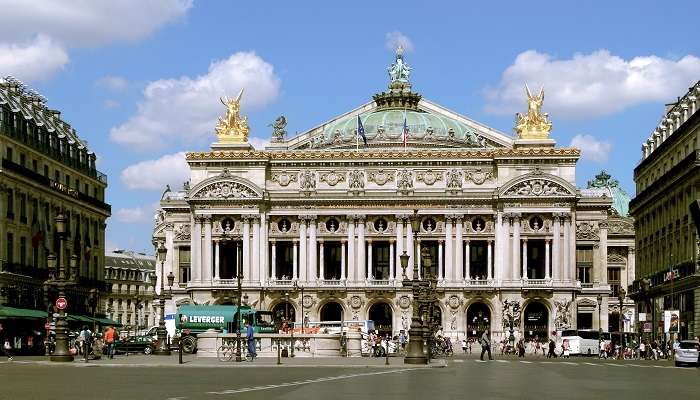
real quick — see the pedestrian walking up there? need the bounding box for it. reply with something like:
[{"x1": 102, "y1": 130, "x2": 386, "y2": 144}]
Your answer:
[
  {"x1": 3, "y1": 338, "x2": 13, "y2": 361},
  {"x1": 104, "y1": 326, "x2": 116, "y2": 359},
  {"x1": 461, "y1": 338, "x2": 468, "y2": 354},
  {"x1": 547, "y1": 339, "x2": 556, "y2": 358},
  {"x1": 78, "y1": 326, "x2": 92, "y2": 360},
  {"x1": 245, "y1": 320, "x2": 256, "y2": 360},
  {"x1": 479, "y1": 331, "x2": 493, "y2": 361},
  {"x1": 399, "y1": 331, "x2": 407, "y2": 352}
]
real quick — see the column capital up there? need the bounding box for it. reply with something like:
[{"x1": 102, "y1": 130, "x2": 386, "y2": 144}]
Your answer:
[
  {"x1": 598, "y1": 221, "x2": 609, "y2": 229},
  {"x1": 465, "y1": 238, "x2": 471, "y2": 244},
  {"x1": 438, "y1": 239, "x2": 444, "y2": 244},
  {"x1": 395, "y1": 213, "x2": 411, "y2": 221},
  {"x1": 299, "y1": 214, "x2": 318, "y2": 222},
  {"x1": 389, "y1": 239, "x2": 395, "y2": 244},
  {"x1": 318, "y1": 239, "x2": 325, "y2": 244},
  {"x1": 341, "y1": 239, "x2": 347, "y2": 244},
  {"x1": 522, "y1": 238, "x2": 528, "y2": 243},
  {"x1": 270, "y1": 239, "x2": 277, "y2": 244},
  {"x1": 628, "y1": 246, "x2": 636, "y2": 254},
  {"x1": 552, "y1": 213, "x2": 561, "y2": 222},
  {"x1": 545, "y1": 238, "x2": 550, "y2": 243},
  {"x1": 351, "y1": 214, "x2": 366, "y2": 222},
  {"x1": 367, "y1": 239, "x2": 373, "y2": 244},
  {"x1": 202, "y1": 215, "x2": 212, "y2": 223},
  {"x1": 293, "y1": 239, "x2": 299, "y2": 244},
  {"x1": 487, "y1": 238, "x2": 493, "y2": 244}
]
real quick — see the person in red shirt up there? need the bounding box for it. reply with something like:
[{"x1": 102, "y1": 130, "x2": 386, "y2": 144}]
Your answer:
[{"x1": 104, "y1": 326, "x2": 116, "y2": 359}]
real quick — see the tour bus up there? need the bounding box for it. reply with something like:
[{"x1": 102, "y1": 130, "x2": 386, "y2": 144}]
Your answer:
[{"x1": 561, "y1": 330, "x2": 602, "y2": 355}]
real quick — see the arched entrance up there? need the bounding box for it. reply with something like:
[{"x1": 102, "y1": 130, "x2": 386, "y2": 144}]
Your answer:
[
  {"x1": 320, "y1": 302, "x2": 344, "y2": 322},
  {"x1": 368, "y1": 302, "x2": 393, "y2": 336},
  {"x1": 272, "y1": 301, "x2": 296, "y2": 329},
  {"x1": 466, "y1": 302, "x2": 491, "y2": 339},
  {"x1": 523, "y1": 302, "x2": 549, "y2": 340}
]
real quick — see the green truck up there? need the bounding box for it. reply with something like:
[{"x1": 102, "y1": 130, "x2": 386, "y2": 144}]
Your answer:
[{"x1": 175, "y1": 304, "x2": 276, "y2": 353}]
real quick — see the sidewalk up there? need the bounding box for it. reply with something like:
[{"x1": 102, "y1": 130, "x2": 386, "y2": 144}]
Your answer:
[{"x1": 4, "y1": 354, "x2": 447, "y2": 368}]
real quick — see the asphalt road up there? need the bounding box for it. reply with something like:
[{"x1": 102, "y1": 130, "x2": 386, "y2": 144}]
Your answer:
[{"x1": 1, "y1": 357, "x2": 698, "y2": 400}]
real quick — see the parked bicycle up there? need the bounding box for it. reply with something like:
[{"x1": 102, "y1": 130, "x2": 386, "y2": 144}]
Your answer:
[{"x1": 217, "y1": 339, "x2": 253, "y2": 362}]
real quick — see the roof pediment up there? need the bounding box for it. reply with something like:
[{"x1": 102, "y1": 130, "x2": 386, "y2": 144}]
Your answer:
[
  {"x1": 500, "y1": 170, "x2": 577, "y2": 198},
  {"x1": 188, "y1": 169, "x2": 263, "y2": 201}
]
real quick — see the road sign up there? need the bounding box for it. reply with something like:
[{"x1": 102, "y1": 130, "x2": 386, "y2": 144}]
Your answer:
[{"x1": 55, "y1": 297, "x2": 68, "y2": 310}]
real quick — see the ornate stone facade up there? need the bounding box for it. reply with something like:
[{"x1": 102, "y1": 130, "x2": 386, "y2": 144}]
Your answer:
[{"x1": 153, "y1": 52, "x2": 635, "y2": 342}]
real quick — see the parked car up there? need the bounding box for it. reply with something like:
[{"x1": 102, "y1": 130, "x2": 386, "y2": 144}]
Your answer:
[
  {"x1": 674, "y1": 340, "x2": 699, "y2": 367},
  {"x1": 112, "y1": 336, "x2": 156, "y2": 355}
]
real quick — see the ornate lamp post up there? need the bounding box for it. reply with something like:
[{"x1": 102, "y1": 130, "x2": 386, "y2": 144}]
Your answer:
[
  {"x1": 401, "y1": 212, "x2": 428, "y2": 364},
  {"x1": 89, "y1": 288, "x2": 99, "y2": 334},
  {"x1": 293, "y1": 281, "x2": 305, "y2": 334},
  {"x1": 618, "y1": 287, "x2": 626, "y2": 359},
  {"x1": 234, "y1": 248, "x2": 244, "y2": 362},
  {"x1": 45, "y1": 213, "x2": 80, "y2": 362},
  {"x1": 150, "y1": 242, "x2": 174, "y2": 355}
]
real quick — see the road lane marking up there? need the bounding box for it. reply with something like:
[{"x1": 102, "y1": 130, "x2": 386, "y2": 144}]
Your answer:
[
  {"x1": 519, "y1": 361, "x2": 533, "y2": 364},
  {"x1": 206, "y1": 368, "x2": 420, "y2": 395},
  {"x1": 453, "y1": 360, "x2": 464, "y2": 363},
  {"x1": 583, "y1": 362, "x2": 602, "y2": 366},
  {"x1": 495, "y1": 360, "x2": 510, "y2": 363},
  {"x1": 561, "y1": 362, "x2": 577, "y2": 365}
]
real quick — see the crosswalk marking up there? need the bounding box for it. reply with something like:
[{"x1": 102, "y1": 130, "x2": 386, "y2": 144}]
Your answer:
[{"x1": 471, "y1": 359, "x2": 695, "y2": 371}]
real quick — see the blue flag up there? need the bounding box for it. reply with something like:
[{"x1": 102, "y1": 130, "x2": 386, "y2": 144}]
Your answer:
[{"x1": 357, "y1": 115, "x2": 367, "y2": 146}]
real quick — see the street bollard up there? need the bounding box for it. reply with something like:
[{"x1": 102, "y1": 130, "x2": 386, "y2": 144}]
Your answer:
[
  {"x1": 178, "y1": 338, "x2": 183, "y2": 365},
  {"x1": 277, "y1": 338, "x2": 281, "y2": 365},
  {"x1": 84, "y1": 341, "x2": 88, "y2": 363},
  {"x1": 385, "y1": 340, "x2": 390, "y2": 365}
]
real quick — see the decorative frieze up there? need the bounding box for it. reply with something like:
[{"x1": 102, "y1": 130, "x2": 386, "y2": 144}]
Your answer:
[
  {"x1": 319, "y1": 171, "x2": 346, "y2": 186},
  {"x1": 271, "y1": 171, "x2": 298, "y2": 187},
  {"x1": 416, "y1": 169, "x2": 442, "y2": 185},
  {"x1": 464, "y1": 168, "x2": 494, "y2": 185},
  {"x1": 367, "y1": 169, "x2": 395, "y2": 186}
]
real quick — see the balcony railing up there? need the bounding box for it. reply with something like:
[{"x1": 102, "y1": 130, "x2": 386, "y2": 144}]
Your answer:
[
  {"x1": 321, "y1": 279, "x2": 344, "y2": 286},
  {"x1": 523, "y1": 279, "x2": 550, "y2": 287},
  {"x1": 269, "y1": 279, "x2": 293, "y2": 286},
  {"x1": 368, "y1": 279, "x2": 391, "y2": 286}
]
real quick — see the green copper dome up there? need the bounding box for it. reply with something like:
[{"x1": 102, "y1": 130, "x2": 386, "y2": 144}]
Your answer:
[
  {"x1": 311, "y1": 108, "x2": 482, "y2": 148},
  {"x1": 586, "y1": 171, "x2": 631, "y2": 216}
]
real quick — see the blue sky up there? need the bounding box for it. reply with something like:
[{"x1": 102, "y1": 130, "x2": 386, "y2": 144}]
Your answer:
[{"x1": 2, "y1": 1, "x2": 699, "y2": 253}]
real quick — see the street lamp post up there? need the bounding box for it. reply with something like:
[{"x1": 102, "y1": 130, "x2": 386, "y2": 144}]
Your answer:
[
  {"x1": 618, "y1": 287, "x2": 626, "y2": 359},
  {"x1": 46, "y1": 214, "x2": 80, "y2": 362},
  {"x1": 401, "y1": 212, "x2": 428, "y2": 365},
  {"x1": 234, "y1": 249, "x2": 244, "y2": 362},
  {"x1": 293, "y1": 281, "x2": 305, "y2": 334},
  {"x1": 597, "y1": 293, "x2": 603, "y2": 337},
  {"x1": 150, "y1": 242, "x2": 174, "y2": 355},
  {"x1": 89, "y1": 288, "x2": 99, "y2": 335}
]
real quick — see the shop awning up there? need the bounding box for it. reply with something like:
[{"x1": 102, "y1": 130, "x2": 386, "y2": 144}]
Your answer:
[
  {"x1": 93, "y1": 317, "x2": 122, "y2": 327},
  {"x1": 66, "y1": 314, "x2": 96, "y2": 324},
  {"x1": 0, "y1": 305, "x2": 48, "y2": 320}
]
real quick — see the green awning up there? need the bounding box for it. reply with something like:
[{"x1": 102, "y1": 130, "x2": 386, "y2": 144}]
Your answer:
[
  {"x1": 0, "y1": 305, "x2": 48, "y2": 320},
  {"x1": 66, "y1": 314, "x2": 96, "y2": 324},
  {"x1": 93, "y1": 317, "x2": 122, "y2": 327}
]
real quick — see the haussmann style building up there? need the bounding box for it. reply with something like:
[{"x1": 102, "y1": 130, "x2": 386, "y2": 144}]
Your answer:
[
  {"x1": 153, "y1": 49, "x2": 635, "y2": 343},
  {"x1": 629, "y1": 80, "x2": 700, "y2": 341}
]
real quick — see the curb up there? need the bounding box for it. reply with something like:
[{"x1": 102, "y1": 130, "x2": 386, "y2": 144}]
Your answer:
[{"x1": 3, "y1": 359, "x2": 448, "y2": 369}]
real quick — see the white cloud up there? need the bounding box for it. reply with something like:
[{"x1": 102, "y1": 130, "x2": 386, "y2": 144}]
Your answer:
[
  {"x1": 120, "y1": 152, "x2": 190, "y2": 191},
  {"x1": 0, "y1": 35, "x2": 69, "y2": 81},
  {"x1": 114, "y1": 202, "x2": 160, "y2": 224},
  {"x1": 109, "y1": 52, "x2": 280, "y2": 149},
  {"x1": 103, "y1": 99, "x2": 120, "y2": 109},
  {"x1": 249, "y1": 137, "x2": 270, "y2": 150},
  {"x1": 0, "y1": 0, "x2": 192, "y2": 47},
  {"x1": 485, "y1": 49, "x2": 700, "y2": 118},
  {"x1": 385, "y1": 31, "x2": 414, "y2": 52},
  {"x1": 570, "y1": 134, "x2": 612, "y2": 163},
  {"x1": 96, "y1": 76, "x2": 128, "y2": 92}
]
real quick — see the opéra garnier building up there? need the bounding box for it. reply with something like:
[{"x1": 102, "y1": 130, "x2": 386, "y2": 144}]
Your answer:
[{"x1": 154, "y1": 48, "x2": 634, "y2": 341}]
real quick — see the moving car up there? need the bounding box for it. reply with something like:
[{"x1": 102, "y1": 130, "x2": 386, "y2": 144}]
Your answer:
[
  {"x1": 113, "y1": 336, "x2": 157, "y2": 355},
  {"x1": 674, "y1": 340, "x2": 699, "y2": 367}
]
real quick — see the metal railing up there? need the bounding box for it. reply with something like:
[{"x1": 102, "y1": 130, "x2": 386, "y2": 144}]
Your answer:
[
  {"x1": 368, "y1": 279, "x2": 391, "y2": 286},
  {"x1": 321, "y1": 279, "x2": 344, "y2": 286}
]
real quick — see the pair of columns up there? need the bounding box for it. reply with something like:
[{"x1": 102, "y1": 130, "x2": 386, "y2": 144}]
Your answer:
[{"x1": 190, "y1": 214, "x2": 265, "y2": 285}]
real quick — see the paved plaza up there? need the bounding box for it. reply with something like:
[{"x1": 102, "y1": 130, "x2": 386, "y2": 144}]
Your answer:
[{"x1": 1, "y1": 355, "x2": 698, "y2": 400}]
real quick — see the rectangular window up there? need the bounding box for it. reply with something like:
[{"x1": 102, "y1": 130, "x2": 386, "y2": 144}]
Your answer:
[
  {"x1": 6, "y1": 146, "x2": 12, "y2": 161},
  {"x1": 19, "y1": 193, "x2": 27, "y2": 223},
  {"x1": 6, "y1": 233, "x2": 14, "y2": 263},
  {"x1": 608, "y1": 267, "x2": 621, "y2": 297},
  {"x1": 6, "y1": 189, "x2": 14, "y2": 219},
  {"x1": 54, "y1": 170, "x2": 60, "y2": 182},
  {"x1": 576, "y1": 246, "x2": 593, "y2": 283},
  {"x1": 19, "y1": 153, "x2": 25, "y2": 167},
  {"x1": 178, "y1": 246, "x2": 191, "y2": 283},
  {"x1": 19, "y1": 236, "x2": 26, "y2": 266},
  {"x1": 65, "y1": 174, "x2": 70, "y2": 187},
  {"x1": 44, "y1": 164, "x2": 48, "y2": 177},
  {"x1": 32, "y1": 159, "x2": 37, "y2": 172}
]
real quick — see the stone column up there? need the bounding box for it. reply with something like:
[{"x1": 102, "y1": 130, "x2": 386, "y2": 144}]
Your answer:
[
  {"x1": 271, "y1": 240, "x2": 277, "y2": 280},
  {"x1": 340, "y1": 240, "x2": 347, "y2": 280},
  {"x1": 438, "y1": 240, "x2": 444, "y2": 279},
  {"x1": 292, "y1": 240, "x2": 299, "y2": 280},
  {"x1": 367, "y1": 240, "x2": 373, "y2": 280},
  {"x1": 562, "y1": 215, "x2": 571, "y2": 282},
  {"x1": 465, "y1": 240, "x2": 471, "y2": 280},
  {"x1": 396, "y1": 216, "x2": 404, "y2": 270},
  {"x1": 204, "y1": 217, "x2": 213, "y2": 283},
  {"x1": 494, "y1": 212, "x2": 503, "y2": 281},
  {"x1": 599, "y1": 221, "x2": 608, "y2": 284},
  {"x1": 308, "y1": 216, "x2": 318, "y2": 282},
  {"x1": 417, "y1": 239, "x2": 422, "y2": 279},
  {"x1": 570, "y1": 213, "x2": 577, "y2": 282},
  {"x1": 356, "y1": 216, "x2": 366, "y2": 282},
  {"x1": 389, "y1": 239, "x2": 395, "y2": 280},
  {"x1": 552, "y1": 214, "x2": 561, "y2": 281},
  {"x1": 627, "y1": 247, "x2": 636, "y2": 287},
  {"x1": 214, "y1": 240, "x2": 220, "y2": 280},
  {"x1": 406, "y1": 218, "x2": 414, "y2": 279},
  {"x1": 455, "y1": 217, "x2": 464, "y2": 282},
  {"x1": 444, "y1": 216, "x2": 453, "y2": 282},
  {"x1": 319, "y1": 240, "x2": 325, "y2": 281},
  {"x1": 259, "y1": 214, "x2": 267, "y2": 285},
  {"x1": 252, "y1": 216, "x2": 260, "y2": 283},
  {"x1": 299, "y1": 218, "x2": 307, "y2": 282},
  {"x1": 347, "y1": 218, "x2": 355, "y2": 282},
  {"x1": 191, "y1": 217, "x2": 201, "y2": 283},
  {"x1": 487, "y1": 239, "x2": 493, "y2": 280},
  {"x1": 242, "y1": 216, "x2": 251, "y2": 283},
  {"x1": 522, "y1": 238, "x2": 528, "y2": 280},
  {"x1": 512, "y1": 215, "x2": 521, "y2": 280},
  {"x1": 545, "y1": 239, "x2": 551, "y2": 279}
]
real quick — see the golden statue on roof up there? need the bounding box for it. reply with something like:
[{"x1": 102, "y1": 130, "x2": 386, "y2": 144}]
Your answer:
[
  {"x1": 515, "y1": 84, "x2": 552, "y2": 140},
  {"x1": 215, "y1": 88, "x2": 250, "y2": 143}
]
